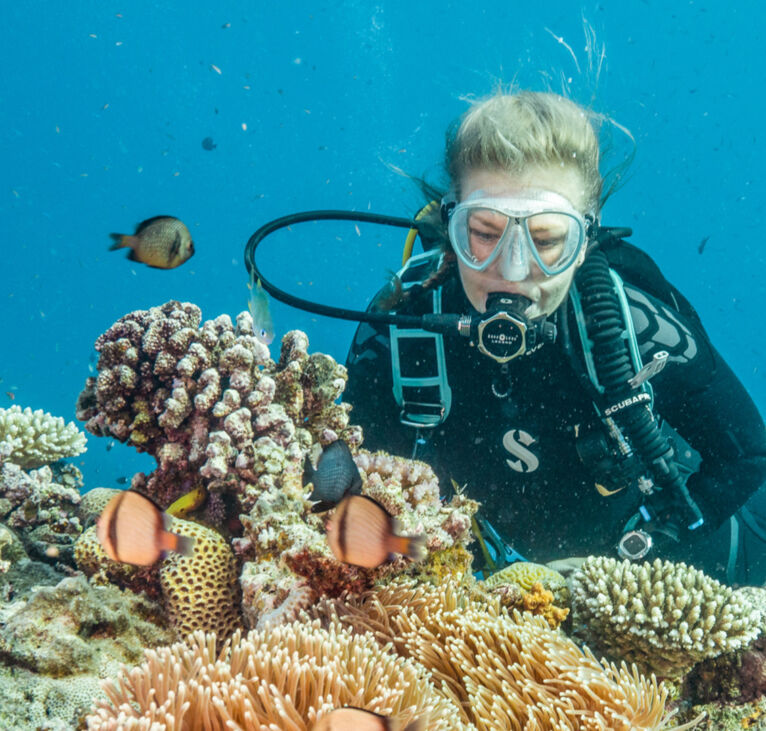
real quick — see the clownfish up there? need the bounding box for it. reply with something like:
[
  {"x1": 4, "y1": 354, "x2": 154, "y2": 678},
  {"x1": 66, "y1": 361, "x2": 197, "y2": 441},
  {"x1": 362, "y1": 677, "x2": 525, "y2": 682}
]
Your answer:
[
  {"x1": 326, "y1": 494, "x2": 427, "y2": 569},
  {"x1": 313, "y1": 707, "x2": 425, "y2": 731},
  {"x1": 96, "y1": 491, "x2": 195, "y2": 566}
]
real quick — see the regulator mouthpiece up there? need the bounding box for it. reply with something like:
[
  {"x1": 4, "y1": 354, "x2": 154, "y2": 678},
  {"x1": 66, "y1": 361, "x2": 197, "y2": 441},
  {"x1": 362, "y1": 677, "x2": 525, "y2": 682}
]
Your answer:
[{"x1": 471, "y1": 293, "x2": 556, "y2": 363}]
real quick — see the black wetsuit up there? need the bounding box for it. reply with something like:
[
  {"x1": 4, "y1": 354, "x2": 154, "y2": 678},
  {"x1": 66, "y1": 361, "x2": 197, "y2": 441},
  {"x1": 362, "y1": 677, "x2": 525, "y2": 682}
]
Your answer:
[{"x1": 344, "y1": 241, "x2": 766, "y2": 583}]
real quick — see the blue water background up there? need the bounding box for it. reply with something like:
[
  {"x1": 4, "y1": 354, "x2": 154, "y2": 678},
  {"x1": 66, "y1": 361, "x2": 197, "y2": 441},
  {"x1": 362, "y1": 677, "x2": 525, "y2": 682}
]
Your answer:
[{"x1": 2, "y1": 1, "x2": 764, "y2": 488}]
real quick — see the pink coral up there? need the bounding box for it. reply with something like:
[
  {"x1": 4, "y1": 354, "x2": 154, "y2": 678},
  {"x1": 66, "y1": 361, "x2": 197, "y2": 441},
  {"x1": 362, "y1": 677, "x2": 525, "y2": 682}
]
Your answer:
[{"x1": 76, "y1": 303, "x2": 354, "y2": 519}]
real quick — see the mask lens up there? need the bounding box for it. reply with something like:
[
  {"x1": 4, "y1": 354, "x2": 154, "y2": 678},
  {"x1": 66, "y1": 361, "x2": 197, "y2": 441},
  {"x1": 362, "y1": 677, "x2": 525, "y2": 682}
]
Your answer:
[
  {"x1": 449, "y1": 201, "x2": 585, "y2": 276},
  {"x1": 525, "y1": 212, "x2": 582, "y2": 272},
  {"x1": 464, "y1": 207, "x2": 509, "y2": 264}
]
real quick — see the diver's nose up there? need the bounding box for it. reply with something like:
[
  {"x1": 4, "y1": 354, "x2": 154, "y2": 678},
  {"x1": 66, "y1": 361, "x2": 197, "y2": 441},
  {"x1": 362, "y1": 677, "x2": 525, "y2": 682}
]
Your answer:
[{"x1": 498, "y1": 223, "x2": 530, "y2": 281}]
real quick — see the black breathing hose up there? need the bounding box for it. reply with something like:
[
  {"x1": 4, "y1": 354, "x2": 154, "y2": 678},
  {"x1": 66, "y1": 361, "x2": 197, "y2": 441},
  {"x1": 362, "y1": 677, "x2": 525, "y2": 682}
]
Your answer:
[{"x1": 575, "y1": 248, "x2": 703, "y2": 530}]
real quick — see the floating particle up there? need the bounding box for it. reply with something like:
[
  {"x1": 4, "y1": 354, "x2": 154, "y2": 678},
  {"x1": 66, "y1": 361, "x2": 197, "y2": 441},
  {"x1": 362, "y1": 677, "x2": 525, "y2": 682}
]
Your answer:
[
  {"x1": 221, "y1": 22, "x2": 231, "y2": 28},
  {"x1": 210, "y1": 63, "x2": 222, "y2": 74},
  {"x1": 698, "y1": 235, "x2": 710, "y2": 254},
  {"x1": 241, "y1": 122, "x2": 247, "y2": 131},
  {"x1": 201, "y1": 136, "x2": 216, "y2": 150}
]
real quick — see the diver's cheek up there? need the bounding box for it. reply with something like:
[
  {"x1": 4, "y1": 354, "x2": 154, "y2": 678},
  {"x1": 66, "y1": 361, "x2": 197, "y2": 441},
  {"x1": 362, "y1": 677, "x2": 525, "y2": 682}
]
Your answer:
[{"x1": 457, "y1": 264, "x2": 488, "y2": 312}]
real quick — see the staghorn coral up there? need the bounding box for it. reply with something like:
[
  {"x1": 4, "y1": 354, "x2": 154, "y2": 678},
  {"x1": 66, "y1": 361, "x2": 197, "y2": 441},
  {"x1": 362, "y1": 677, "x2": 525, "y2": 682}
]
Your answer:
[
  {"x1": 0, "y1": 405, "x2": 87, "y2": 469},
  {"x1": 571, "y1": 556, "x2": 762, "y2": 677},
  {"x1": 310, "y1": 579, "x2": 696, "y2": 731},
  {"x1": 85, "y1": 620, "x2": 468, "y2": 730}
]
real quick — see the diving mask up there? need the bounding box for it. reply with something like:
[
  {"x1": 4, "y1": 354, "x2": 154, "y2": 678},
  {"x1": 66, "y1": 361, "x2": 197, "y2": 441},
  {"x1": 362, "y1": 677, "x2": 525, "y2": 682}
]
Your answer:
[{"x1": 446, "y1": 190, "x2": 591, "y2": 280}]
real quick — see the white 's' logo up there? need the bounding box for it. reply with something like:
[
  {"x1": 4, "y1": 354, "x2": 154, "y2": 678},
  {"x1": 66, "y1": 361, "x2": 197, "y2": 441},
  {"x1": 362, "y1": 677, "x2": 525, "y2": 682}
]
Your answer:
[{"x1": 502, "y1": 429, "x2": 539, "y2": 473}]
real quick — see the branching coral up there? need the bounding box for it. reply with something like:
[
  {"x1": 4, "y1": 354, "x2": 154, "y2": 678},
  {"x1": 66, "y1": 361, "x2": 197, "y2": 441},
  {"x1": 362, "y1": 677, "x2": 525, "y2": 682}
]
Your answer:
[
  {"x1": 85, "y1": 620, "x2": 468, "y2": 730},
  {"x1": 311, "y1": 579, "x2": 696, "y2": 731},
  {"x1": 0, "y1": 405, "x2": 87, "y2": 469},
  {"x1": 571, "y1": 556, "x2": 762, "y2": 677},
  {"x1": 75, "y1": 301, "x2": 353, "y2": 514}
]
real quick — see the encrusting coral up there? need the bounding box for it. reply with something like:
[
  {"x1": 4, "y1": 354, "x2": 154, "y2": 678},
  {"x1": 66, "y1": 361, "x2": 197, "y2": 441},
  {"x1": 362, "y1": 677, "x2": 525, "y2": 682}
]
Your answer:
[
  {"x1": 310, "y1": 579, "x2": 698, "y2": 731},
  {"x1": 0, "y1": 461, "x2": 83, "y2": 564},
  {"x1": 482, "y1": 561, "x2": 570, "y2": 627},
  {"x1": 0, "y1": 574, "x2": 173, "y2": 678},
  {"x1": 571, "y1": 555, "x2": 762, "y2": 677},
  {"x1": 85, "y1": 620, "x2": 469, "y2": 730},
  {"x1": 0, "y1": 405, "x2": 87, "y2": 470}
]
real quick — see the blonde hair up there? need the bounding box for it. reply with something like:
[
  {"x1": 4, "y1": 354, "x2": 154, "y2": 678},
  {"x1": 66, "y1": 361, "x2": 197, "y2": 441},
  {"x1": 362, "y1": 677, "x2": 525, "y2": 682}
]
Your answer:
[{"x1": 446, "y1": 91, "x2": 603, "y2": 213}]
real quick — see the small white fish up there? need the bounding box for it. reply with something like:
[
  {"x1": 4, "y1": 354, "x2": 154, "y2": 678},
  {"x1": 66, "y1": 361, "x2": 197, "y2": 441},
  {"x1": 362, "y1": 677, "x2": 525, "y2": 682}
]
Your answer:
[{"x1": 248, "y1": 269, "x2": 274, "y2": 344}]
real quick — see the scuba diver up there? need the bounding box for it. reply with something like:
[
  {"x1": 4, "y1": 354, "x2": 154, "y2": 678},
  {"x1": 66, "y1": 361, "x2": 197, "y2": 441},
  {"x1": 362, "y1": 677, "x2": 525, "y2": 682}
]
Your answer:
[
  {"x1": 341, "y1": 91, "x2": 766, "y2": 583},
  {"x1": 245, "y1": 90, "x2": 766, "y2": 583}
]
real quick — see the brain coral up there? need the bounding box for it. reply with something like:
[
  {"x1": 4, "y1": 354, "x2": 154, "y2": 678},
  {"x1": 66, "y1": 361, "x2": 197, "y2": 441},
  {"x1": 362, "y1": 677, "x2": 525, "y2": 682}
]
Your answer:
[
  {"x1": 0, "y1": 405, "x2": 87, "y2": 469},
  {"x1": 74, "y1": 515, "x2": 240, "y2": 640},
  {"x1": 571, "y1": 555, "x2": 762, "y2": 677},
  {"x1": 85, "y1": 621, "x2": 468, "y2": 730},
  {"x1": 159, "y1": 517, "x2": 240, "y2": 640}
]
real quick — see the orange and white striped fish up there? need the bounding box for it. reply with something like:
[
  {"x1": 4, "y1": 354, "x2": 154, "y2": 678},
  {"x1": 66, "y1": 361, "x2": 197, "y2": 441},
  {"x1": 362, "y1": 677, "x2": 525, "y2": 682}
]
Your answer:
[
  {"x1": 313, "y1": 707, "x2": 425, "y2": 731},
  {"x1": 326, "y1": 494, "x2": 427, "y2": 569},
  {"x1": 96, "y1": 491, "x2": 195, "y2": 566}
]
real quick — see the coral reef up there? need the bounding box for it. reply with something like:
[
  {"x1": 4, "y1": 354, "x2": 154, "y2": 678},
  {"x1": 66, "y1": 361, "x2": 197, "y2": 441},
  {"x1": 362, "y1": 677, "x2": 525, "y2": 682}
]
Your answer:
[
  {"x1": 0, "y1": 462, "x2": 83, "y2": 564},
  {"x1": 76, "y1": 301, "x2": 479, "y2": 631},
  {"x1": 0, "y1": 574, "x2": 172, "y2": 677},
  {"x1": 75, "y1": 301, "x2": 353, "y2": 512},
  {"x1": 75, "y1": 515, "x2": 240, "y2": 640},
  {"x1": 311, "y1": 578, "x2": 692, "y2": 731},
  {"x1": 571, "y1": 556, "x2": 762, "y2": 677},
  {"x1": 0, "y1": 405, "x2": 87, "y2": 469},
  {"x1": 236, "y1": 446, "x2": 477, "y2": 628},
  {"x1": 85, "y1": 621, "x2": 467, "y2": 730}
]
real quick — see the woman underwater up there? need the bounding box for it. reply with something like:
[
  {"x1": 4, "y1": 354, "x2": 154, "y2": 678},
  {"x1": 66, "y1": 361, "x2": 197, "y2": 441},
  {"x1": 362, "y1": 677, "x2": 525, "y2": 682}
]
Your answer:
[{"x1": 344, "y1": 90, "x2": 766, "y2": 583}]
